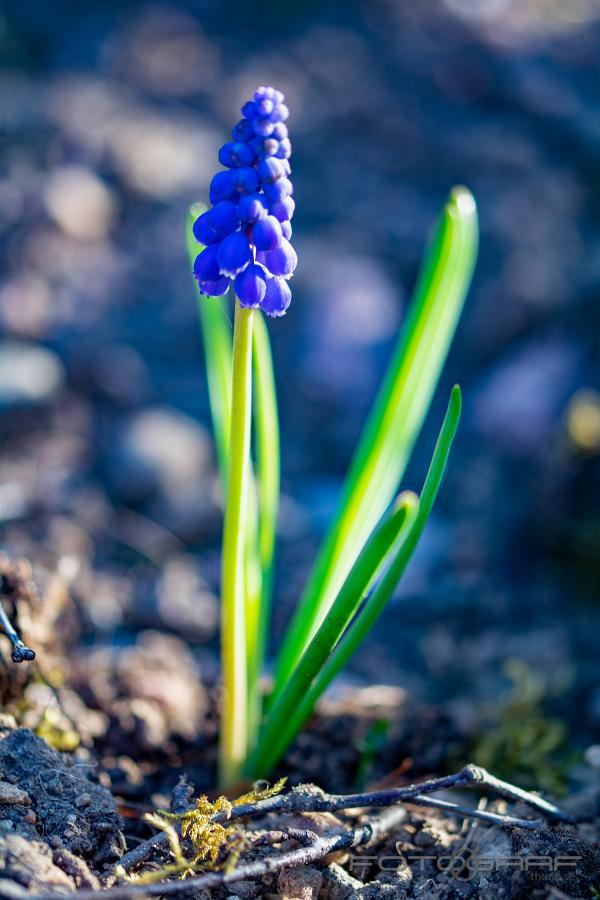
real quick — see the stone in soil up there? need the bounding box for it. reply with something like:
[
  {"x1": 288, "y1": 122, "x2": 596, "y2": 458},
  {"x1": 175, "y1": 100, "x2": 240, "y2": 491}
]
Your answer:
[
  {"x1": 0, "y1": 834, "x2": 99, "y2": 894},
  {"x1": 277, "y1": 864, "x2": 322, "y2": 900},
  {"x1": 0, "y1": 722, "x2": 125, "y2": 866},
  {"x1": 105, "y1": 405, "x2": 218, "y2": 536},
  {"x1": 0, "y1": 342, "x2": 64, "y2": 409},
  {"x1": 70, "y1": 629, "x2": 208, "y2": 758}
]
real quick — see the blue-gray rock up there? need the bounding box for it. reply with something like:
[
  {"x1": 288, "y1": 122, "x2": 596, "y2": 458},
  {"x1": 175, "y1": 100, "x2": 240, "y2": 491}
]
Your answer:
[{"x1": 0, "y1": 342, "x2": 64, "y2": 408}]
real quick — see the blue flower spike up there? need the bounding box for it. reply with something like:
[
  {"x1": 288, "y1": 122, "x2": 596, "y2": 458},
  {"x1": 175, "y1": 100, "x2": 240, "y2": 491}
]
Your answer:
[{"x1": 193, "y1": 86, "x2": 296, "y2": 315}]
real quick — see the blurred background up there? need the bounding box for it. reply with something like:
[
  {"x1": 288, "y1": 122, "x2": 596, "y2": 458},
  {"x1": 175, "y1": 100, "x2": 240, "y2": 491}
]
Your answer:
[{"x1": 1, "y1": 0, "x2": 600, "y2": 779}]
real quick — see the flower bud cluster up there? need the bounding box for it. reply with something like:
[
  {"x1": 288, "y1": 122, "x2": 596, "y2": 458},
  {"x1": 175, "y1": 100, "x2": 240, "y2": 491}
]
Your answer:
[{"x1": 193, "y1": 87, "x2": 296, "y2": 317}]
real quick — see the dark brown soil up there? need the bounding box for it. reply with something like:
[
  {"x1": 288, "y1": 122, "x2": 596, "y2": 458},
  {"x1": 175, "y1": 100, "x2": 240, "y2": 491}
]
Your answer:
[{"x1": 0, "y1": 557, "x2": 599, "y2": 900}]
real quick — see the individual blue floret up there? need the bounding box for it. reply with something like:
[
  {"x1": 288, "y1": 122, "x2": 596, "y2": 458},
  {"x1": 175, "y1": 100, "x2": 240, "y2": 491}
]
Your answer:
[
  {"x1": 253, "y1": 216, "x2": 283, "y2": 251},
  {"x1": 262, "y1": 239, "x2": 297, "y2": 279},
  {"x1": 269, "y1": 196, "x2": 295, "y2": 222},
  {"x1": 217, "y1": 232, "x2": 253, "y2": 278},
  {"x1": 209, "y1": 171, "x2": 237, "y2": 204},
  {"x1": 261, "y1": 275, "x2": 291, "y2": 317},
  {"x1": 258, "y1": 158, "x2": 287, "y2": 184},
  {"x1": 234, "y1": 263, "x2": 267, "y2": 308},
  {"x1": 219, "y1": 142, "x2": 256, "y2": 168},
  {"x1": 198, "y1": 276, "x2": 230, "y2": 297},
  {"x1": 237, "y1": 194, "x2": 268, "y2": 223},
  {"x1": 194, "y1": 244, "x2": 221, "y2": 282}
]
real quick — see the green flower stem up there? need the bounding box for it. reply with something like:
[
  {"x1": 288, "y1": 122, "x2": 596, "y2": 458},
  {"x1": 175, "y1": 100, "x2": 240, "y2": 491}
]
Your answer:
[
  {"x1": 187, "y1": 208, "x2": 278, "y2": 758},
  {"x1": 252, "y1": 386, "x2": 462, "y2": 775},
  {"x1": 244, "y1": 476, "x2": 264, "y2": 749},
  {"x1": 272, "y1": 188, "x2": 477, "y2": 704},
  {"x1": 219, "y1": 299, "x2": 254, "y2": 787}
]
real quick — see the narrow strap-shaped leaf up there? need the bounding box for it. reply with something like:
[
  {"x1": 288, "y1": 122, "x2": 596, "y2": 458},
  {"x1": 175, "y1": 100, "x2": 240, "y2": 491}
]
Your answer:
[
  {"x1": 273, "y1": 188, "x2": 477, "y2": 702},
  {"x1": 244, "y1": 475, "x2": 264, "y2": 747},
  {"x1": 252, "y1": 386, "x2": 461, "y2": 775},
  {"x1": 249, "y1": 313, "x2": 280, "y2": 688},
  {"x1": 246, "y1": 315, "x2": 280, "y2": 745},
  {"x1": 219, "y1": 301, "x2": 254, "y2": 786},
  {"x1": 248, "y1": 490, "x2": 418, "y2": 777}
]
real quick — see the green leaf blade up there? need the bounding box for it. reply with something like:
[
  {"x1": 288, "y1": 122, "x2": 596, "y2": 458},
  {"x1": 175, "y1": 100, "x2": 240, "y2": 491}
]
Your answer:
[
  {"x1": 253, "y1": 385, "x2": 462, "y2": 776},
  {"x1": 249, "y1": 490, "x2": 418, "y2": 777},
  {"x1": 246, "y1": 312, "x2": 281, "y2": 744},
  {"x1": 252, "y1": 312, "x2": 280, "y2": 630},
  {"x1": 272, "y1": 188, "x2": 478, "y2": 702}
]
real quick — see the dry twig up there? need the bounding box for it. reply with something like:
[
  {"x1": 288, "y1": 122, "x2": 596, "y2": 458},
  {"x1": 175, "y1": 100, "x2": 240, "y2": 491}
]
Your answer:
[
  {"x1": 0, "y1": 807, "x2": 408, "y2": 900},
  {"x1": 115, "y1": 762, "x2": 572, "y2": 876},
  {"x1": 0, "y1": 580, "x2": 35, "y2": 663},
  {"x1": 0, "y1": 765, "x2": 573, "y2": 900}
]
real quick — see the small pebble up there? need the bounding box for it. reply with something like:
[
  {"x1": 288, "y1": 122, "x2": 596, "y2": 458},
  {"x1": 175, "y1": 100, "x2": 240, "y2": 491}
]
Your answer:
[
  {"x1": 321, "y1": 863, "x2": 363, "y2": 900},
  {"x1": 74, "y1": 792, "x2": 92, "y2": 808},
  {"x1": 584, "y1": 744, "x2": 600, "y2": 770},
  {"x1": 44, "y1": 165, "x2": 116, "y2": 240},
  {"x1": 0, "y1": 714, "x2": 17, "y2": 730},
  {"x1": 277, "y1": 865, "x2": 322, "y2": 900},
  {"x1": 0, "y1": 342, "x2": 64, "y2": 408},
  {"x1": 227, "y1": 882, "x2": 259, "y2": 899},
  {"x1": 0, "y1": 782, "x2": 31, "y2": 805}
]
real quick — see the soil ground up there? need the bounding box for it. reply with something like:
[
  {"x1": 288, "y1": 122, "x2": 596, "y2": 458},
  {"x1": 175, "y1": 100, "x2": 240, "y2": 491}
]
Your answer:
[{"x1": 1, "y1": 0, "x2": 600, "y2": 896}]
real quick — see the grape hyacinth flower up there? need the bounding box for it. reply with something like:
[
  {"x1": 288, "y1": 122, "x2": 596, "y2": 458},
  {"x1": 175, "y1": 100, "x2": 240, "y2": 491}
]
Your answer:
[
  {"x1": 187, "y1": 89, "x2": 479, "y2": 788},
  {"x1": 193, "y1": 86, "x2": 296, "y2": 317},
  {"x1": 192, "y1": 86, "x2": 297, "y2": 785}
]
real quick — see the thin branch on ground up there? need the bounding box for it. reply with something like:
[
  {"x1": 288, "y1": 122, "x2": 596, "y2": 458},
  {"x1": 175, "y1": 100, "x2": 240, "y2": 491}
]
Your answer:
[
  {"x1": 6, "y1": 808, "x2": 408, "y2": 900},
  {"x1": 169, "y1": 774, "x2": 196, "y2": 814},
  {"x1": 113, "y1": 764, "x2": 573, "y2": 877},
  {"x1": 216, "y1": 764, "x2": 572, "y2": 824},
  {"x1": 0, "y1": 588, "x2": 35, "y2": 663},
  {"x1": 407, "y1": 795, "x2": 543, "y2": 829},
  {"x1": 4, "y1": 765, "x2": 576, "y2": 900}
]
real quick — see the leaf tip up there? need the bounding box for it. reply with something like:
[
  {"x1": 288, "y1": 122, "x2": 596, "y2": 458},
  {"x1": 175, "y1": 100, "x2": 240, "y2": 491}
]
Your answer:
[
  {"x1": 448, "y1": 186, "x2": 477, "y2": 219},
  {"x1": 190, "y1": 200, "x2": 206, "y2": 220},
  {"x1": 449, "y1": 383, "x2": 463, "y2": 418},
  {"x1": 397, "y1": 489, "x2": 419, "y2": 512}
]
